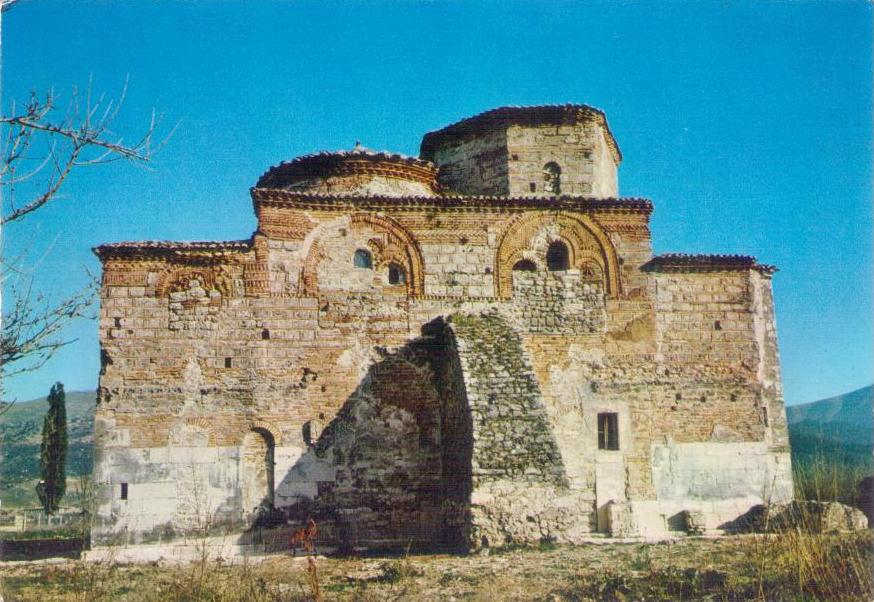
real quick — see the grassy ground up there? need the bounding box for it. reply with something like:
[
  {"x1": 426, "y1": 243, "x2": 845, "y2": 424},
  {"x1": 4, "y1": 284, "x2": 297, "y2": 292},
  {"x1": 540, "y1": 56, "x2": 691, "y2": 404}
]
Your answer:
[{"x1": 2, "y1": 532, "x2": 872, "y2": 601}]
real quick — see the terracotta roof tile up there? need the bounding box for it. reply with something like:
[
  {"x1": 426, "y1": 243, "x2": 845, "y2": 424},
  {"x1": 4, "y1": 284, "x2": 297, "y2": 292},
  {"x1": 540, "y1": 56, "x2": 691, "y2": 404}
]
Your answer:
[
  {"x1": 256, "y1": 146, "x2": 437, "y2": 189},
  {"x1": 94, "y1": 239, "x2": 252, "y2": 259},
  {"x1": 644, "y1": 253, "x2": 777, "y2": 274},
  {"x1": 250, "y1": 187, "x2": 653, "y2": 213}
]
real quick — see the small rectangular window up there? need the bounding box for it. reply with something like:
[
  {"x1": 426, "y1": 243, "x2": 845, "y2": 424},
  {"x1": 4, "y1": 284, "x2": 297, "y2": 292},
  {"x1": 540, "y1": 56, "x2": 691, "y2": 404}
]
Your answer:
[
  {"x1": 120, "y1": 483, "x2": 128, "y2": 500},
  {"x1": 224, "y1": 357, "x2": 232, "y2": 368},
  {"x1": 529, "y1": 182, "x2": 537, "y2": 192},
  {"x1": 597, "y1": 413, "x2": 619, "y2": 450}
]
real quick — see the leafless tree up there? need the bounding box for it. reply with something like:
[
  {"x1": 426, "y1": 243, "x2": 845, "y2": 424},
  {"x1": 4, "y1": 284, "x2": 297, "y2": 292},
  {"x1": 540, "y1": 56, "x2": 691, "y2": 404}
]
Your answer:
[
  {"x1": 1, "y1": 74, "x2": 173, "y2": 402},
  {"x1": 2, "y1": 82, "x2": 166, "y2": 225}
]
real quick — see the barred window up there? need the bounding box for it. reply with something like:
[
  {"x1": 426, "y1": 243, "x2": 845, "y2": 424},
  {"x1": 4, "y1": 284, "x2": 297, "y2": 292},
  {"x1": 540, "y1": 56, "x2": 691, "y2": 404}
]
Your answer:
[{"x1": 597, "y1": 413, "x2": 619, "y2": 450}]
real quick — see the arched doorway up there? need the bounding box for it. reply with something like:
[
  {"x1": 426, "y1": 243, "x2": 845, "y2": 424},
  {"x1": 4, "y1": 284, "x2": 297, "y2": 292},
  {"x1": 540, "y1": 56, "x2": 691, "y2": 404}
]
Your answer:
[{"x1": 241, "y1": 428, "x2": 275, "y2": 514}]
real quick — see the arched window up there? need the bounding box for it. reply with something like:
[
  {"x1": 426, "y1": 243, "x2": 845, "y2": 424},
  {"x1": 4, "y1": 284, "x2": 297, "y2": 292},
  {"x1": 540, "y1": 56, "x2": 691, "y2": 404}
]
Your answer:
[
  {"x1": 353, "y1": 249, "x2": 373, "y2": 269},
  {"x1": 512, "y1": 259, "x2": 536, "y2": 272},
  {"x1": 388, "y1": 263, "x2": 406, "y2": 285},
  {"x1": 546, "y1": 241, "x2": 570, "y2": 271},
  {"x1": 543, "y1": 162, "x2": 561, "y2": 194},
  {"x1": 242, "y1": 429, "x2": 275, "y2": 511}
]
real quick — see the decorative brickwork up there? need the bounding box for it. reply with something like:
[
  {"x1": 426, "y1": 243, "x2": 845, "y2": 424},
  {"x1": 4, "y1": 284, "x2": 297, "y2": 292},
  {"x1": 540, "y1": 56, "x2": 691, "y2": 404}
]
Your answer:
[
  {"x1": 494, "y1": 211, "x2": 621, "y2": 298},
  {"x1": 90, "y1": 105, "x2": 792, "y2": 553}
]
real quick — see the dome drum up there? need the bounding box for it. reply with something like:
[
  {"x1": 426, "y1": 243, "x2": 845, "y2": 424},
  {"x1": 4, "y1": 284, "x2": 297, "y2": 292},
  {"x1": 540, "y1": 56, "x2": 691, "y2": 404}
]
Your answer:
[{"x1": 256, "y1": 148, "x2": 439, "y2": 197}]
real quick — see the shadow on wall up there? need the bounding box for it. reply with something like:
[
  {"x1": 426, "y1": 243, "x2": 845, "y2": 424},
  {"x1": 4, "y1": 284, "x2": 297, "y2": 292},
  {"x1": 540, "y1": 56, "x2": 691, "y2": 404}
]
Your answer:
[{"x1": 238, "y1": 318, "x2": 475, "y2": 552}]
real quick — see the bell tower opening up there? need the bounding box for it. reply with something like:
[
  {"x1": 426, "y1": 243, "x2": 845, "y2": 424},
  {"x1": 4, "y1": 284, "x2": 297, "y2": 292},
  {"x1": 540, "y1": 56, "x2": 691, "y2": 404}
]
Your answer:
[{"x1": 543, "y1": 162, "x2": 561, "y2": 195}]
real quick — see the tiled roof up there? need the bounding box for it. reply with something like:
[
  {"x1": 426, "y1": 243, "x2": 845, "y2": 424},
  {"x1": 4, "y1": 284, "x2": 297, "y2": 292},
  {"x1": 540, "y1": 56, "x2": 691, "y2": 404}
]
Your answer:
[
  {"x1": 420, "y1": 104, "x2": 622, "y2": 162},
  {"x1": 94, "y1": 239, "x2": 252, "y2": 259},
  {"x1": 256, "y1": 146, "x2": 437, "y2": 189},
  {"x1": 643, "y1": 254, "x2": 777, "y2": 274},
  {"x1": 251, "y1": 187, "x2": 653, "y2": 214}
]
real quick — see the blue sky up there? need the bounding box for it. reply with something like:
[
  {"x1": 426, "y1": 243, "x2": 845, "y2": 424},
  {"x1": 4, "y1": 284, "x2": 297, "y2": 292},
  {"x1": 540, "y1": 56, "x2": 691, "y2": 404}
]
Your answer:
[{"x1": 2, "y1": 0, "x2": 871, "y2": 405}]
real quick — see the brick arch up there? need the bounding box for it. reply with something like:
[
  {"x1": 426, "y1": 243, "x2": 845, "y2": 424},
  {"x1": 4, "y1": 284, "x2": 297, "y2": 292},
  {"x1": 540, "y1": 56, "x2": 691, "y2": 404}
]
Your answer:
[
  {"x1": 495, "y1": 212, "x2": 621, "y2": 298},
  {"x1": 167, "y1": 417, "x2": 216, "y2": 447},
  {"x1": 248, "y1": 419, "x2": 282, "y2": 445},
  {"x1": 300, "y1": 238, "x2": 325, "y2": 295},
  {"x1": 300, "y1": 213, "x2": 425, "y2": 297},
  {"x1": 184, "y1": 417, "x2": 218, "y2": 446}
]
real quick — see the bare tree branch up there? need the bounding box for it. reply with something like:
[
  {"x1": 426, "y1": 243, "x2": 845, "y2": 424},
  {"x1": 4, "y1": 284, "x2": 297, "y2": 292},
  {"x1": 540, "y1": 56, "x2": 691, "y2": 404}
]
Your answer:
[
  {"x1": 1, "y1": 77, "x2": 174, "y2": 402},
  {"x1": 1, "y1": 275, "x2": 97, "y2": 377},
  {"x1": 1, "y1": 80, "x2": 175, "y2": 225}
]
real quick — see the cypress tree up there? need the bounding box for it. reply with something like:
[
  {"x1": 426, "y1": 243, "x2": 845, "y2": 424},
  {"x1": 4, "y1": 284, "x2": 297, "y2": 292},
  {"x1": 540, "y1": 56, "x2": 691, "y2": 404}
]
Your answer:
[{"x1": 37, "y1": 382, "x2": 67, "y2": 514}]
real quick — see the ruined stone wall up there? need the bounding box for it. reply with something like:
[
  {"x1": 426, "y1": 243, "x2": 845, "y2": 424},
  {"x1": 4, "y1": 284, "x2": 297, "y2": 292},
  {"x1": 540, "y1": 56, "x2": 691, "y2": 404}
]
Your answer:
[
  {"x1": 304, "y1": 336, "x2": 445, "y2": 547},
  {"x1": 94, "y1": 279, "x2": 492, "y2": 547},
  {"x1": 510, "y1": 266, "x2": 792, "y2": 535}
]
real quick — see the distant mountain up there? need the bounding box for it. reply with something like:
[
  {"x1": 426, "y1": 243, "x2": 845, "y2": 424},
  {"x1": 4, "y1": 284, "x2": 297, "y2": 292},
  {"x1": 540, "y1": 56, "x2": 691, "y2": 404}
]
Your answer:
[
  {"x1": 787, "y1": 385, "x2": 873, "y2": 468},
  {"x1": 0, "y1": 390, "x2": 96, "y2": 507}
]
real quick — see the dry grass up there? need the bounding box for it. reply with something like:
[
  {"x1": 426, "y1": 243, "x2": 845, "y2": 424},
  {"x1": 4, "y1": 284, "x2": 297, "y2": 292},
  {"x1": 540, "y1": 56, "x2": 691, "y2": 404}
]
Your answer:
[
  {"x1": 3, "y1": 461, "x2": 871, "y2": 601},
  {"x1": 1, "y1": 532, "x2": 872, "y2": 602},
  {"x1": 793, "y1": 452, "x2": 870, "y2": 507}
]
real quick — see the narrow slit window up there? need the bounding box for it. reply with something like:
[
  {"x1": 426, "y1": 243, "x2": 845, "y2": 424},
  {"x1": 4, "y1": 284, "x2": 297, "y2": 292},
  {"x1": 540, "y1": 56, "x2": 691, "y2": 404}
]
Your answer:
[
  {"x1": 353, "y1": 249, "x2": 373, "y2": 269},
  {"x1": 120, "y1": 482, "x2": 128, "y2": 500},
  {"x1": 529, "y1": 182, "x2": 537, "y2": 193},
  {"x1": 597, "y1": 413, "x2": 619, "y2": 450}
]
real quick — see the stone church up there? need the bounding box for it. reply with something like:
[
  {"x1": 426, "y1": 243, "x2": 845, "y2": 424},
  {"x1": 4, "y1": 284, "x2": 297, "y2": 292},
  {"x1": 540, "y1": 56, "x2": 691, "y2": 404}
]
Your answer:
[{"x1": 92, "y1": 104, "x2": 792, "y2": 551}]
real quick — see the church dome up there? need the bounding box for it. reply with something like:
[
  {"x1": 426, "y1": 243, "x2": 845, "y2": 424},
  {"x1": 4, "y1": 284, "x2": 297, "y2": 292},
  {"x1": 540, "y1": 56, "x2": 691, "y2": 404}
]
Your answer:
[{"x1": 255, "y1": 144, "x2": 439, "y2": 197}]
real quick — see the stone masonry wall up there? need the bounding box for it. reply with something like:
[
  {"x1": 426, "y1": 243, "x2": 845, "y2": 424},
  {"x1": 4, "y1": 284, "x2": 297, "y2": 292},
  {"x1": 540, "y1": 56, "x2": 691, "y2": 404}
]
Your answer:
[
  {"x1": 427, "y1": 128, "x2": 509, "y2": 196},
  {"x1": 447, "y1": 311, "x2": 566, "y2": 486},
  {"x1": 511, "y1": 270, "x2": 606, "y2": 334},
  {"x1": 302, "y1": 336, "x2": 445, "y2": 547},
  {"x1": 93, "y1": 199, "x2": 790, "y2": 547},
  {"x1": 506, "y1": 123, "x2": 618, "y2": 197},
  {"x1": 425, "y1": 121, "x2": 618, "y2": 198},
  {"x1": 445, "y1": 311, "x2": 599, "y2": 546}
]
